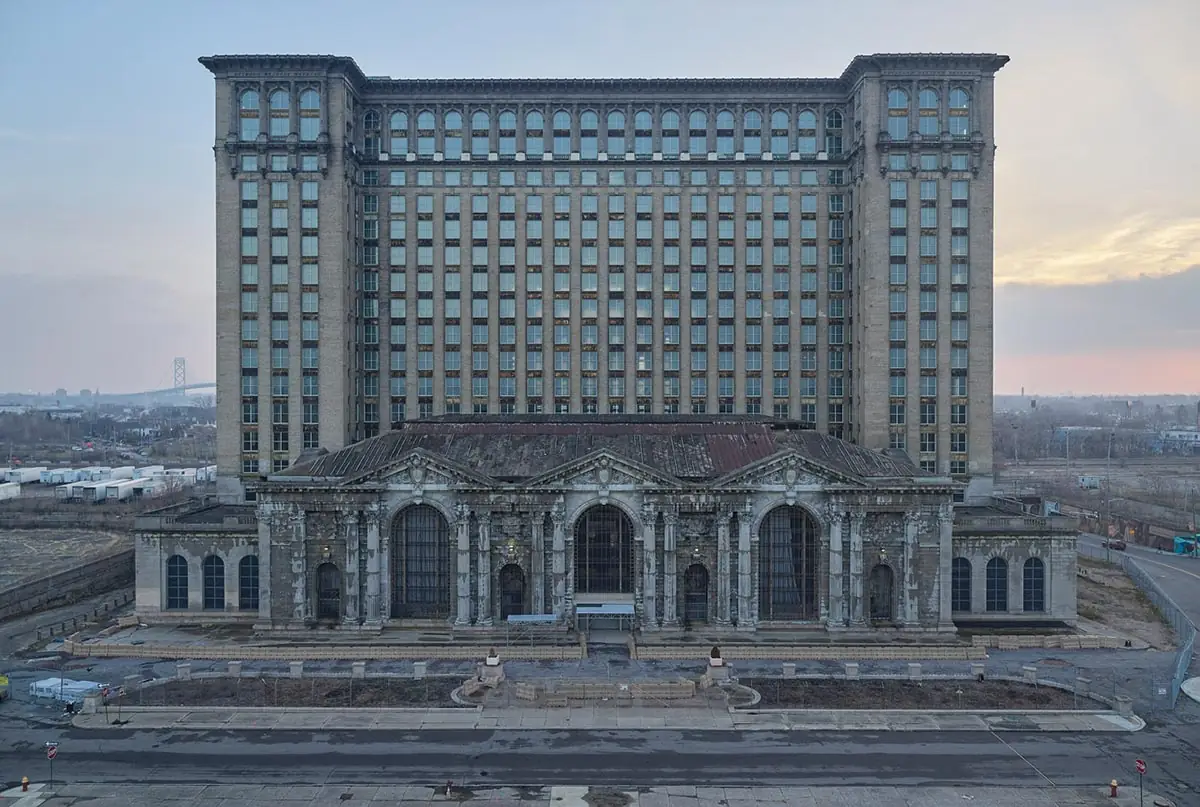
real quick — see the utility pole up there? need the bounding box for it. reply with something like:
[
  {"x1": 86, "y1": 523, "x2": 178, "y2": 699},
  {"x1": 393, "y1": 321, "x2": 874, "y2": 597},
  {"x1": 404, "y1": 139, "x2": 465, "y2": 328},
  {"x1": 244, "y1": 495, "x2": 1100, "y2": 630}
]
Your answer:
[{"x1": 1105, "y1": 431, "x2": 1114, "y2": 564}]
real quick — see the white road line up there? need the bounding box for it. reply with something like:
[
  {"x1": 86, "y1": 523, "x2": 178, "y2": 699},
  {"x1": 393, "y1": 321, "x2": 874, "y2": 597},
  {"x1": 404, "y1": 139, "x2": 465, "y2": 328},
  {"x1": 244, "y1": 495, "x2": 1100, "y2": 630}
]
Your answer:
[{"x1": 988, "y1": 729, "x2": 1056, "y2": 787}]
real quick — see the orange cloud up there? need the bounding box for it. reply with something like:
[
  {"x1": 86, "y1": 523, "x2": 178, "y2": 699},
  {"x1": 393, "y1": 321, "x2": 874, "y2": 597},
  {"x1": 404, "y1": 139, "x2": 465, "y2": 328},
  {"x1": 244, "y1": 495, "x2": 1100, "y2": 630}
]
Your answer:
[{"x1": 996, "y1": 347, "x2": 1200, "y2": 395}]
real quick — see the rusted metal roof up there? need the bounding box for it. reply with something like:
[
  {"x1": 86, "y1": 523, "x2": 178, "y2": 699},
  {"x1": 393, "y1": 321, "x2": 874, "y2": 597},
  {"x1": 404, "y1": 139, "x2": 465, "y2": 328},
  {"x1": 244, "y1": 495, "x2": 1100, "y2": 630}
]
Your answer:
[{"x1": 279, "y1": 416, "x2": 922, "y2": 483}]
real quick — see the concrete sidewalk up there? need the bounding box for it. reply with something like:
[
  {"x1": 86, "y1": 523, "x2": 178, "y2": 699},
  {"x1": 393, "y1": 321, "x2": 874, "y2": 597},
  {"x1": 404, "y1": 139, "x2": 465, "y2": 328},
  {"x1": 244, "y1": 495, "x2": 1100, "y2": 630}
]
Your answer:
[
  {"x1": 69, "y1": 704, "x2": 1145, "y2": 732},
  {"x1": 0, "y1": 782, "x2": 1176, "y2": 806}
]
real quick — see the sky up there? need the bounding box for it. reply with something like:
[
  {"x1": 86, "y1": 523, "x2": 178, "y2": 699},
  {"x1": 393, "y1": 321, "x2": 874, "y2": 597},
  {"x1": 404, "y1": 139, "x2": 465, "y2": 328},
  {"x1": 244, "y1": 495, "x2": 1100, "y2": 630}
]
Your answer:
[{"x1": 0, "y1": 0, "x2": 1197, "y2": 397}]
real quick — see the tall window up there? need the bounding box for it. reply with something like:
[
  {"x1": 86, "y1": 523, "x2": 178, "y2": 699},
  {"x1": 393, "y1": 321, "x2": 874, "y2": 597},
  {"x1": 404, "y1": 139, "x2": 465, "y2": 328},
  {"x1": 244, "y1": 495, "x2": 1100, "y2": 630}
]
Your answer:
[
  {"x1": 985, "y1": 557, "x2": 1008, "y2": 612},
  {"x1": 166, "y1": 555, "x2": 188, "y2": 609},
  {"x1": 579, "y1": 111, "x2": 599, "y2": 159},
  {"x1": 1022, "y1": 557, "x2": 1046, "y2": 612},
  {"x1": 918, "y1": 88, "x2": 940, "y2": 136},
  {"x1": 633, "y1": 110, "x2": 653, "y2": 157},
  {"x1": 497, "y1": 110, "x2": 517, "y2": 156},
  {"x1": 298, "y1": 89, "x2": 320, "y2": 142},
  {"x1": 239, "y1": 555, "x2": 260, "y2": 611},
  {"x1": 443, "y1": 111, "x2": 463, "y2": 159},
  {"x1": 239, "y1": 90, "x2": 260, "y2": 141},
  {"x1": 574, "y1": 505, "x2": 634, "y2": 594},
  {"x1": 552, "y1": 110, "x2": 571, "y2": 156},
  {"x1": 202, "y1": 555, "x2": 225, "y2": 610},
  {"x1": 661, "y1": 111, "x2": 680, "y2": 157},
  {"x1": 416, "y1": 111, "x2": 435, "y2": 156},
  {"x1": 715, "y1": 111, "x2": 735, "y2": 156},
  {"x1": 688, "y1": 110, "x2": 707, "y2": 154},
  {"x1": 796, "y1": 110, "x2": 817, "y2": 154},
  {"x1": 525, "y1": 111, "x2": 545, "y2": 155},
  {"x1": 743, "y1": 110, "x2": 762, "y2": 154},
  {"x1": 268, "y1": 89, "x2": 289, "y2": 138},
  {"x1": 392, "y1": 504, "x2": 452, "y2": 618},
  {"x1": 949, "y1": 88, "x2": 971, "y2": 136},
  {"x1": 470, "y1": 110, "x2": 490, "y2": 155},
  {"x1": 887, "y1": 88, "x2": 910, "y2": 140},
  {"x1": 606, "y1": 110, "x2": 625, "y2": 155},
  {"x1": 758, "y1": 506, "x2": 820, "y2": 620},
  {"x1": 389, "y1": 111, "x2": 408, "y2": 155},
  {"x1": 951, "y1": 557, "x2": 972, "y2": 612},
  {"x1": 825, "y1": 109, "x2": 843, "y2": 156},
  {"x1": 770, "y1": 110, "x2": 789, "y2": 154}
]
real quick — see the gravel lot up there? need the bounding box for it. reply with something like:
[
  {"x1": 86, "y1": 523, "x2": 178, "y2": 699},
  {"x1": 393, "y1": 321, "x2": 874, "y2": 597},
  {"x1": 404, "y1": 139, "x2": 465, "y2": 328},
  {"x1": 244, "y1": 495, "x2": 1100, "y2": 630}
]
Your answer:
[
  {"x1": 741, "y1": 677, "x2": 1098, "y2": 710},
  {"x1": 136, "y1": 676, "x2": 466, "y2": 708}
]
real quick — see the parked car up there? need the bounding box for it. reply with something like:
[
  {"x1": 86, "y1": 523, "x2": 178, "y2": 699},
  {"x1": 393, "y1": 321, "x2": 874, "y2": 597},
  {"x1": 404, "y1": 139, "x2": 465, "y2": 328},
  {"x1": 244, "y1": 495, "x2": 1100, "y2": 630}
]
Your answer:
[{"x1": 1103, "y1": 539, "x2": 1127, "y2": 551}]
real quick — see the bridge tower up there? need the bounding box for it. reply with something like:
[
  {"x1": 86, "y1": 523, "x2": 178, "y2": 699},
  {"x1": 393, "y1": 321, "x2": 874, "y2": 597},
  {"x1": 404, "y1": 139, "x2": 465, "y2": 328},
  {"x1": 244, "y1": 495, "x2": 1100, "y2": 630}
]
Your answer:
[{"x1": 173, "y1": 357, "x2": 187, "y2": 390}]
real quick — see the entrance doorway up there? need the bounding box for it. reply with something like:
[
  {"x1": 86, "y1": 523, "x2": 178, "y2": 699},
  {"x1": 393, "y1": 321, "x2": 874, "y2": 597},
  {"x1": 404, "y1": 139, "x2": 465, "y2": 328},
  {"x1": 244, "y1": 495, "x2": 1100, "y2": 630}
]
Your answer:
[
  {"x1": 498, "y1": 564, "x2": 526, "y2": 620},
  {"x1": 868, "y1": 564, "x2": 895, "y2": 622},
  {"x1": 316, "y1": 562, "x2": 341, "y2": 620},
  {"x1": 683, "y1": 563, "x2": 709, "y2": 624}
]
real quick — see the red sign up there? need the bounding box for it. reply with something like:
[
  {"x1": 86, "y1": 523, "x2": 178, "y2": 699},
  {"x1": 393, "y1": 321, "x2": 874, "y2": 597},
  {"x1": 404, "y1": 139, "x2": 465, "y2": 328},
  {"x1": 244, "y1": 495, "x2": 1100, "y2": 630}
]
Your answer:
[
  {"x1": 46, "y1": 746, "x2": 57, "y2": 760},
  {"x1": 1135, "y1": 759, "x2": 1146, "y2": 775},
  {"x1": 102, "y1": 687, "x2": 110, "y2": 698},
  {"x1": 1108, "y1": 526, "x2": 1118, "y2": 538}
]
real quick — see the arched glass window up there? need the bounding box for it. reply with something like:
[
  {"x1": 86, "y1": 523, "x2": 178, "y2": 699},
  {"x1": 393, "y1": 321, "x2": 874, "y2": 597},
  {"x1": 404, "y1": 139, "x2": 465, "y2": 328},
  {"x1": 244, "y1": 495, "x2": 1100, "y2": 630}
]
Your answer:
[
  {"x1": 715, "y1": 110, "x2": 735, "y2": 157},
  {"x1": 1022, "y1": 557, "x2": 1046, "y2": 612},
  {"x1": 574, "y1": 505, "x2": 635, "y2": 594},
  {"x1": 416, "y1": 111, "x2": 436, "y2": 156},
  {"x1": 390, "y1": 111, "x2": 409, "y2": 155},
  {"x1": 442, "y1": 111, "x2": 463, "y2": 159},
  {"x1": 796, "y1": 110, "x2": 817, "y2": 155},
  {"x1": 392, "y1": 504, "x2": 452, "y2": 618},
  {"x1": 238, "y1": 555, "x2": 260, "y2": 611},
  {"x1": 825, "y1": 109, "x2": 844, "y2": 156},
  {"x1": 268, "y1": 90, "x2": 289, "y2": 138},
  {"x1": 470, "y1": 110, "x2": 490, "y2": 155},
  {"x1": 579, "y1": 111, "x2": 599, "y2": 160},
  {"x1": 887, "y1": 88, "x2": 910, "y2": 141},
  {"x1": 298, "y1": 89, "x2": 320, "y2": 142},
  {"x1": 985, "y1": 557, "x2": 1008, "y2": 612},
  {"x1": 661, "y1": 111, "x2": 680, "y2": 157},
  {"x1": 743, "y1": 110, "x2": 762, "y2": 155},
  {"x1": 688, "y1": 110, "x2": 707, "y2": 154},
  {"x1": 769, "y1": 110, "x2": 789, "y2": 155},
  {"x1": 239, "y1": 90, "x2": 260, "y2": 141},
  {"x1": 525, "y1": 110, "x2": 544, "y2": 155},
  {"x1": 202, "y1": 555, "x2": 225, "y2": 610},
  {"x1": 633, "y1": 110, "x2": 653, "y2": 157},
  {"x1": 951, "y1": 557, "x2": 972, "y2": 612},
  {"x1": 606, "y1": 110, "x2": 625, "y2": 155},
  {"x1": 918, "y1": 89, "x2": 940, "y2": 136},
  {"x1": 363, "y1": 110, "x2": 381, "y2": 156},
  {"x1": 497, "y1": 110, "x2": 517, "y2": 156},
  {"x1": 552, "y1": 110, "x2": 572, "y2": 156},
  {"x1": 949, "y1": 88, "x2": 971, "y2": 136},
  {"x1": 166, "y1": 555, "x2": 188, "y2": 610},
  {"x1": 758, "y1": 506, "x2": 820, "y2": 620}
]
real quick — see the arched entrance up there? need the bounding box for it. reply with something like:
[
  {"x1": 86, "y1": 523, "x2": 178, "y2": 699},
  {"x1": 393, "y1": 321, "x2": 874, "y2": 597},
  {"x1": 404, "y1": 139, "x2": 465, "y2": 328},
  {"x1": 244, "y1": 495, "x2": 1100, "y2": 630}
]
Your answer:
[
  {"x1": 316, "y1": 562, "x2": 341, "y2": 620},
  {"x1": 391, "y1": 504, "x2": 453, "y2": 618},
  {"x1": 498, "y1": 564, "x2": 526, "y2": 619},
  {"x1": 868, "y1": 564, "x2": 895, "y2": 622},
  {"x1": 683, "y1": 563, "x2": 709, "y2": 624},
  {"x1": 758, "y1": 505, "x2": 820, "y2": 621},
  {"x1": 574, "y1": 505, "x2": 635, "y2": 594}
]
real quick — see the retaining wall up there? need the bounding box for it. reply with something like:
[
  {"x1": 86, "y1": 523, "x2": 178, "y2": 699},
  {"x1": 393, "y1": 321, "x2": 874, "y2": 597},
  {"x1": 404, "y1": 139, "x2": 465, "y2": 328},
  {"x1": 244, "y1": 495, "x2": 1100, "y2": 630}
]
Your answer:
[
  {"x1": 0, "y1": 549, "x2": 134, "y2": 621},
  {"x1": 632, "y1": 644, "x2": 988, "y2": 662},
  {"x1": 62, "y1": 636, "x2": 583, "y2": 661},
  {"x1": 969, "y1": 634, "x2": 1130, "y2": 650}
]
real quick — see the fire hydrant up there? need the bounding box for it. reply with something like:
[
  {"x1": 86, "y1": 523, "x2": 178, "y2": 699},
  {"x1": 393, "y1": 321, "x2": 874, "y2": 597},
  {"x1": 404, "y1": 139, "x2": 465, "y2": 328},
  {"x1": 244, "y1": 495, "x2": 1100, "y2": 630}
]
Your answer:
[
  {"x1": 21, "y1": 777, "x2": 29, "y2": 792},
  {"x1": 1109, "y1": 779, "x2": 1118, "y2": 797}
]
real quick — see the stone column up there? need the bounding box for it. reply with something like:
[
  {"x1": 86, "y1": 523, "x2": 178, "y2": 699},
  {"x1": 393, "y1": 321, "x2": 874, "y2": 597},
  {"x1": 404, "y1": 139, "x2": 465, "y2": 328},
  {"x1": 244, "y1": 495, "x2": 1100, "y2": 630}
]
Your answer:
[
  {"x1": 737, "y1": 516, "x2": 754, "y2": 630},
  {"x1": 550, "y1": 501, "x2": 567, "y2": 620},
  {"x1": 902, "y1": 511, "x2": 918, "y2": 626},
  {"x1": 255, "y1": 510, "x2": 273, "y2": 627},
  {"x1": 454, "y1": 504, "x2": 472, "y2": 627},
  {"x1": 289, "y1": 508, "x2": 309, "y2": 623},
  {"x1": 378, "y1": 513, "x2": 391, "y2": 622},
  {"x1": 937, "y1": 503, "x2": 955, "y2": 629},
  {"x1": 662, "y1": 511, "x2": 679, "y2": 627},
  {"x1": 848, "y1": 510, "x2": 866, "y2": 627},
  {"x1": 826, "y1": 510, "x2": 845, "y2": 629},
  {"x1": 715, "y1": 510, "x2": 732, "y2": 625},
  {"x1": 365, "y1": 510, "x2": 382, "y2": 626},
  {"x1": 530, "y1": 513, "x2": 546, "y2": 615},
  {"x1": 641, "y1": 503, "x2": 658, "y2": 629},
  {"x1": 342, "y1": 512, "x2": 361, "y2": 626},
  {"x1": 476, "y1": 511, "x2": 493, "y2": 626}
]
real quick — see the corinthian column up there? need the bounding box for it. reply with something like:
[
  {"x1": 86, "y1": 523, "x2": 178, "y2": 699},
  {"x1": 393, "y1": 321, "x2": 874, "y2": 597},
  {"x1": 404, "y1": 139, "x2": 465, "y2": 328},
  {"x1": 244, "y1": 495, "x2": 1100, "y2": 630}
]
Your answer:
[
  {"x1": 550, "y1": 501, "x2": 567, "y2": 620},
  {"x1": 454, "y1": 504, "x2": 472, "y2": 627},
  {"x1": 477, "y1": 510, "x2": 492, "y2": 626},
  {"x1": 902, "y1": 511, "x2": 918, "y2": 626},
  {"x1": 662, "y1": 511, "x2": 679, "y2": 628},
  {"x1": 826, "y1": 510, "x2": 846, "y2": 629},
  {"x1": 530, "y1": 513, "x2": 546, "y2": 615},
  {"x1": 641, "y1": 502, "x2": 658, "y2": 628},
  {"x1": 849, "y1": 510, "x2": 866, "y2": 627},
  {"x1": 715, "y1": 510, "x2": 732, "y2": 626}
]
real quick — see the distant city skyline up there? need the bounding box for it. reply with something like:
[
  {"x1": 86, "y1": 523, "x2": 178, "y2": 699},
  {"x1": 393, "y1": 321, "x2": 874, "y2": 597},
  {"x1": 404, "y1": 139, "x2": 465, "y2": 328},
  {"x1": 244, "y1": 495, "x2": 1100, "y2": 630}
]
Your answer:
[{"x1": 1, "y1": 0, "x2": 1197, "y2": 395}]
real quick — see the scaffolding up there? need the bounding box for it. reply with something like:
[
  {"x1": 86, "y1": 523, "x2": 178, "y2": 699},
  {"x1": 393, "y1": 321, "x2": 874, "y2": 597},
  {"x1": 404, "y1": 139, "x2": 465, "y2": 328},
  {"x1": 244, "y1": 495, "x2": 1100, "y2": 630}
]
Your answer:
[{"x1": 504, "y1": 613, "x2": 564, "y2": 647}]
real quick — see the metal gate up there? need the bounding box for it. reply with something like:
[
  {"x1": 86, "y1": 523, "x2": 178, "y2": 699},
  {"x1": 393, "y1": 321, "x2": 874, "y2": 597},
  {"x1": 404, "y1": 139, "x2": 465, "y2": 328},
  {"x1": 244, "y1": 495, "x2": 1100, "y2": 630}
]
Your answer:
[
  {"x1": 498, "y1": 564, "x2": 526, "y2": 619},
  {"x1": 316, "y1": 562, "x2": 341, "y2": 620},
  {"x1": 868, "y1": 564, "x2": 894, "y2": 622},
  {"x1": 683, "y1": 563, "x2": 710, "y2": 624}
]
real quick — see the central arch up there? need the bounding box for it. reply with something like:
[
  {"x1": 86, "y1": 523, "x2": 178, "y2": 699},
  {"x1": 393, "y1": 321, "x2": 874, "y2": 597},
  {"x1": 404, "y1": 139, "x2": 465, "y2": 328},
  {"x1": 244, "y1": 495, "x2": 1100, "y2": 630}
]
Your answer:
[
  {"x1": 498, "y1": 563, "x2": 526, "y2": 619},
  {"x1": 758, "y1": 505, "x2": 821, "y2": 621},
  {"x1": 315, "y1": 562, "x2": 341, "y2": 620},
  {"x1": 391, "y1": 504, "x2": 453, "y2": 619},
  {"x1": 868, "y1": 564, "x2": 895, "y2": 622},
  {"x1": 683, "y1": 563, "x2": 710, "y2": 624},
  {"x1": 574, "y1": 504, "x2": 635, "y2": 594}
]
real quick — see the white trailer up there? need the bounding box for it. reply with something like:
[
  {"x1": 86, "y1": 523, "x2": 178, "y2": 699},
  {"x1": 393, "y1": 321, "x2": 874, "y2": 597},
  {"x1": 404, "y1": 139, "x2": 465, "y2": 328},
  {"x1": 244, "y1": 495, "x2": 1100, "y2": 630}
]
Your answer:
[
  {"x1": 104, "y1": 479, "x2": 141, "y2": 502},
  {"x1": 85, "y1": 466, "x2": 113, "y2": 481},
  {"x1": 55, "y1": 481, "x2": 91, "y2": 501},
  {"x1": 6, "y1": 467, "x2": 47, "y2": 484},
  {"x1": 77, "y1": 480, "x2": 110, "y2": 503},
  {"x1": 108, "y1": 466, "x2": 135, "y2": 481},
  {"x1": 0, "y1": 468, "x2": 10, "y2": 482},
  {"x1": 133, "y1": 478, "x2": 168, "y2": 498},
  {"x1": 0, "y1": 482, "x2": 20, "y2": 501},
  {"x1": 133, "y1": 465, "x2": 164, "y2": 480},
  {"x1": 43, "y1": 468, "x2": 82, "y2": 485}
]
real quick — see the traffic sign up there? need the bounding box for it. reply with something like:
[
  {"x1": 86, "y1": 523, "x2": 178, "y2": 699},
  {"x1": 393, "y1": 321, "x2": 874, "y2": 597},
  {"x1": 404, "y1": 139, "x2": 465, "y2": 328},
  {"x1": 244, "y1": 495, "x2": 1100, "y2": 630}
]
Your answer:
[
  {"x1": 1135, "y1": 758, "x2": 1146, "y2": 775},
  {"x1": 46, "y1": 746, "x2": 57, "y2": 760},
  {"x1": 102, "y1": 687, "x2": 111, "y2": 698}
]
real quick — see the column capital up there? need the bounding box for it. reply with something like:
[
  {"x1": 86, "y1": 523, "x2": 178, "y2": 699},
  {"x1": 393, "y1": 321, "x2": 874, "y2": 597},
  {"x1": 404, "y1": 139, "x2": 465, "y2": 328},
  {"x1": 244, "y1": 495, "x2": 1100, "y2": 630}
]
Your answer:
[
  {"x1": 903, "y1": 509, "x2": 922, "y2": 529},
  {"x1": 453, "y1": 502, "x2": 471, "y2": 526},
  {"x1": 478, "y1": 508, "x2": 493, "y2": 527},
  {"x1": 849, "y1": 509, "x2": 867, "y2": 529},
  {"x1": 550, "y1": 500, "x2": 566, "y2": 528},
  {"x1": 664, "y1": 510, "x2": 680, "y2": 528}
]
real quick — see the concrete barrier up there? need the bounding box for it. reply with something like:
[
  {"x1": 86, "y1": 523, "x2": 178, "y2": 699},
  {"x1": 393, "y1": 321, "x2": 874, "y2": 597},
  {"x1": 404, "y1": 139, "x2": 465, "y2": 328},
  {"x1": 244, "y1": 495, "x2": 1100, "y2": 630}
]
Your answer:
[
  {"x1": 0, "y1": 550, "x2": 134, "y2": 621},
  {"x1": 61, "y1": 639, "x2": 584, "y2": 662},
  {"x1": 632, "y1": 645, "x2": 987, "y2": 662},
  {"x1": 970, "y1": 633, "x2": 1128, "y2": 650}
]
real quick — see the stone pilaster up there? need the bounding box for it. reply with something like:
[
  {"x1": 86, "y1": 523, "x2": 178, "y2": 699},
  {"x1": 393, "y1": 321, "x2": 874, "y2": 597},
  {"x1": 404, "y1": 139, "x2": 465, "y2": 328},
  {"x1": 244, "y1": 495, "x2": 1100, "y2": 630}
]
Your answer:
[
  {"x1": 550, "y1": 500, "x2": 567, "y2": 620},
  {"x1": 289, "y1": 508, "x2": 308, "y2": 622},
  {"x1": 365, "y1": 509, "x2": 382, "y2": 626},
  {"x1": 454, "y1": 504, "x2": 472, "y2": 627},
  {"x1": 640, "y1": 502, "x2": 658, "y2": 629},
  {"x1": 715, "y1": 509, "x2": 732, "y2": 625},
  {"x1": 342, "y1": 512, "x2": 360, "y2": 626},
  {"x1": 737, "y1": 515, "x2": 755, "y2": 631},
  {"x1": 937, "y1": 503, "x2": 955, "y2": 629},
  {"x1": 530, "y1": 513, "x2": 546, "y2": 615},
  {"x1": 476, "y1": 511, "x2": 492, "y2": 626},
  {"x1": 848, "y1": 510, "x2": 866, "y2": 627},
  {"x1": 902, "y1": 511, "x2": 918, "y2": 626},
  {"x1": 378, "y1": 511, "x2": 391, "y2": 622},
  {"x1": 662, "y1": 511, "x2": 679, "y2": 627},
  {"x1": 826, "y1": 510, "x2": 846, "y2": 629}
]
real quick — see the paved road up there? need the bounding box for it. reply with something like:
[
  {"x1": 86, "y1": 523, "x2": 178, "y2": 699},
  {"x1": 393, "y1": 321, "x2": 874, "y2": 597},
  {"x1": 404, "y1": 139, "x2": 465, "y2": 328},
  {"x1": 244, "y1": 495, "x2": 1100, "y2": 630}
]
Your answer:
[{"x1": 1079, "y1": 533, "x2": 1200, "y2": 631}]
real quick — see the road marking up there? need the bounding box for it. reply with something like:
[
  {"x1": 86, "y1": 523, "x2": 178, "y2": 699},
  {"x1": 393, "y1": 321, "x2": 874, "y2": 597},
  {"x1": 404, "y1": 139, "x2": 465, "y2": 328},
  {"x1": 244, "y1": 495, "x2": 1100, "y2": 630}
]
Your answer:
[
  {"x1": 988, "y1": 729, "x2": 1056, "y2": 787},
  {"x1": 1080, "y1": 540, "x2": 1200, "y2": 583}
]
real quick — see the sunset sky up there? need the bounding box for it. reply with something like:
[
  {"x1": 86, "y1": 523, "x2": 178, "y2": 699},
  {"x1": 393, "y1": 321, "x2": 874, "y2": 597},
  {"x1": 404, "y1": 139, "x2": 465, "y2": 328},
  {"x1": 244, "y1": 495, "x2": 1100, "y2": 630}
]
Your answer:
[{"x1": 0, "y1": 0, "x2": 1197, "y2": 395}]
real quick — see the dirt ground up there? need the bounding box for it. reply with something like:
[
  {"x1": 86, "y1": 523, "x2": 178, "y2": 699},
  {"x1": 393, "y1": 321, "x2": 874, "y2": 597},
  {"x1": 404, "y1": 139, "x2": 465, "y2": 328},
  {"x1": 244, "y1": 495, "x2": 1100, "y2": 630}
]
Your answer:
[
  {"x1": 742, "y1": 678, "x2": 1094, "y2": 710},
  {"x1": 138, "y1": 676, "x2": 465, "y2": 708},
  {"x1": 0, "y1": 529, "x2": 130, "y2": 591},
  {"x1": 1076, "y1": 556, "x2": 1175, "y2": 650}
]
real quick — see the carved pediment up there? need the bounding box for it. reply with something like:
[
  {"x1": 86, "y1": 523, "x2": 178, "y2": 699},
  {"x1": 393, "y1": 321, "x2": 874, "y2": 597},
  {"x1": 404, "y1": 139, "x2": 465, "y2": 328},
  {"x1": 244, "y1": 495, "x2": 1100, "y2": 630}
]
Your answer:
[
  {"x1": 525, "y1": 449, "x2": 682, "y2": 493},
  {"x1": 344, "y1": 448, "x2": 495, "y2": 489},
  {"x1": 713, "y1": 450, "x2": 862, "y2": 491}
]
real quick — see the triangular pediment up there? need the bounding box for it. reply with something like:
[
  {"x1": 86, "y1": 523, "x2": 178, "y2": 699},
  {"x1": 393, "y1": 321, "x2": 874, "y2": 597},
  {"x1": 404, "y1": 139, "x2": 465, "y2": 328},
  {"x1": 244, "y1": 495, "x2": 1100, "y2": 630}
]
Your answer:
[
  {"x1": 713, "y1": 449, "x2": 863, "y2": 490},
  {"x1": 343, "y1": 448, "x2": 496, "y2": 488},
  {"x1": 525, "y1": 448, "x2": 683, "y2": 490}
]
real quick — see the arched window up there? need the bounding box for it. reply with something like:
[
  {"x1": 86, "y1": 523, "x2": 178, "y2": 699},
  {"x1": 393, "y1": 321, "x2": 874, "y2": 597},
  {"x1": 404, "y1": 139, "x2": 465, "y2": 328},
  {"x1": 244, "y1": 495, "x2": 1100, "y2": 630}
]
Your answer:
[
  {"x1": 470, "y1": 110, "x2": 490, "y2": 155},
  {"x1": 633, "y1": 110, "x2": 653, "y2": 157},
  {"x1": 715, "y1": 110, "x2": 735, "y2": 156},
  {"x1": 390, "y1": 110, "x2": 409, "y2": 155},
  {"x1": 415, "y1": 111, "x2": 436, "y2": 157},
  {"x1": 239, "y1": 90, "x2": 260, "y2": 141},
  {"x1": 770, "y1": 110, "x2": 789, "y2": 155},
  {"x1": 202, "y1": 555, "x2": 225, "y2": 610},
  {"x1": 574, "y1": 505, "x2": 635, "y2": 594},
  {"x1": 606, "y1": 110, "x2": 626, "y2": 155},
  {"x1": 238, "y1": 555, "x2": 260, "y2": 611},
  {"x1": 497, "y1": 110, "x2": 517, "y2": 156},
  {"x1": 918, "y1": 88, "x2": 940, "y2": 136},
  {"x1": 796, "y1": 110, "x2": 817, "y2": 155},
  {"x1": 268, "y1": 90, "x2": 289, "y2": 138},
  {"x1": 525, "y1": 110, "x2": 545, "y2": 155},
  {"x1": 758, "y1": 506, "x2": 820, "y2": 620},
  {"x1": 825, "y1": 109, "x2": 844, "y2": 156},
  {"x1": 1023, "y1": 557, "x2": 1046, "y2": 612},
  {"x1": 887, "y1": 88, "x2": 910, "y2": 141},
  {"x1": 985, "y1": 557, "x2": 1008, "y2": 612},
  {"x1": 949, "y1": 88, "x2": 971, "y2": 136},
  {"x1": 688, "y1": 110, "x2": 707, "y2": 154},
  {"x1": 579, "y1": 111, "x2": 599, "y2": 159},
  {"x1": 661, "y1": 111, "x2": 680, "y2": 157},
  {"x1": 363, "y1": 110, "x2": 381, "y2": 156},
  {"x1": 391, "y1": 504, "x2": 452, "y2": 618},
  {"x1": 951, "y1": 557, "x2": 972, "y2": 612},
  {"x1": 442, "y1": 111, "x2": 463, "y2": 159},
  {"x1": 552, "y1": 110, "x2": 572, "y2": 156},
  {"x1": 743, "y1": 110, "x2": 762, "y2": 155},
  {"x1": 166, "y1": 555, "x2": 188, "y2": 610},
  {"x1": 298, "y1": 89, "x2": 320, "y2": 142}
]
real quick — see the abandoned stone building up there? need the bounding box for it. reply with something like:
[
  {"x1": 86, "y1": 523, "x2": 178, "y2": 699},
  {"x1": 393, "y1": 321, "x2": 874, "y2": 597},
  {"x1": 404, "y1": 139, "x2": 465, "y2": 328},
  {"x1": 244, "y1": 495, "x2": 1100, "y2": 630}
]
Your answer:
[{"x1": 134, "y1": 416, "x2": 1077, "y2": 633}]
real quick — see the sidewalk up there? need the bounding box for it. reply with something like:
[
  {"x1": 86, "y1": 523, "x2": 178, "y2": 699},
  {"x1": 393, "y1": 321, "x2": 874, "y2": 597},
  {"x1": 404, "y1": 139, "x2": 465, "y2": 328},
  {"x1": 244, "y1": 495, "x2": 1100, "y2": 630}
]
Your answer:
[
  {"x1": 69, "y1": 704, "x2": 1145, "y2": 732},
  {"x1": 0, "y1": 782, "x2": 1177, "y2": 806}
]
